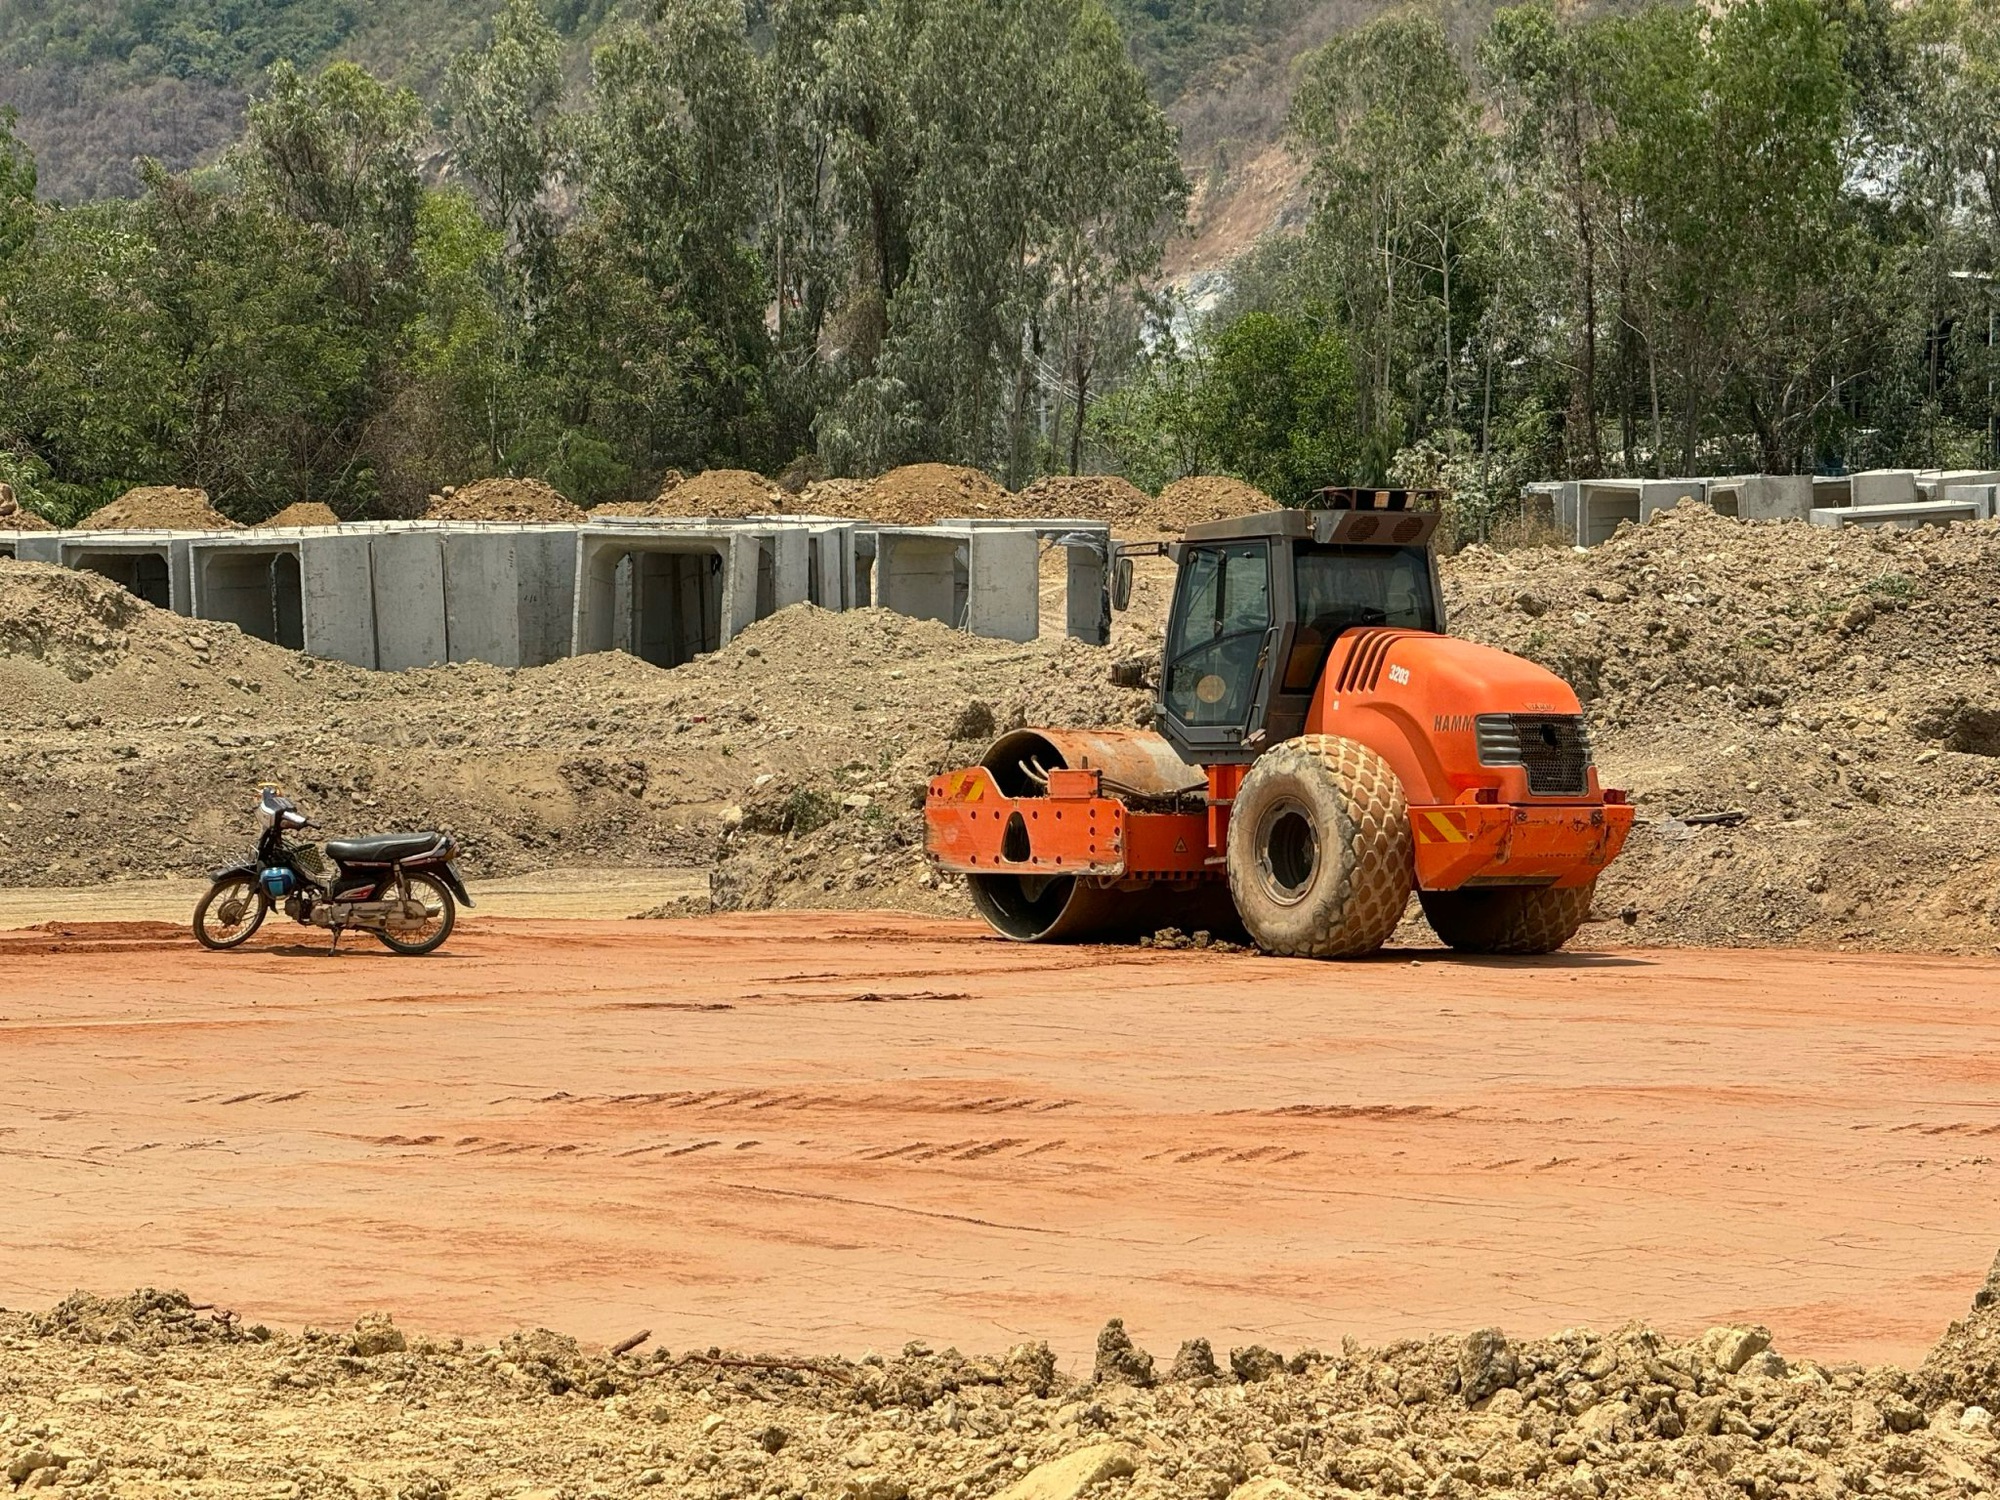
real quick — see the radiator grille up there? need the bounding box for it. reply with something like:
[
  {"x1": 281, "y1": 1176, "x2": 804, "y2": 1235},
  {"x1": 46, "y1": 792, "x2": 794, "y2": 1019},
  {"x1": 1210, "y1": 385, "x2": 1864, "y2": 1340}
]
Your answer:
[{"x1": 1475, "y1": 713, "x2": 1592, "y2": 796}]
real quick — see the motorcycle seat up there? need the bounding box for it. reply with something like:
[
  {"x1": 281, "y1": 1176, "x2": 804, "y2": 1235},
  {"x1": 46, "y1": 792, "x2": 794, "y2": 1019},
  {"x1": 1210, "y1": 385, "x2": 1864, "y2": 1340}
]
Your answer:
[{"x1": 325, "y1": 832, "x2": 443, "y2": 864}]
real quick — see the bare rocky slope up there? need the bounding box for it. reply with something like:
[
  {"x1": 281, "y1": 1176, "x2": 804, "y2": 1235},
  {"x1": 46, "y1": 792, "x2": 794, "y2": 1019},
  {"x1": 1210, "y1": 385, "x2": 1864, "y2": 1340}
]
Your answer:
[
  {"x1": 6, "y1": 504, "x2": 2000, "y2": 952},
  {"x1": 10, "y1": 1262, "x2": 2000, "y2": 1500}
]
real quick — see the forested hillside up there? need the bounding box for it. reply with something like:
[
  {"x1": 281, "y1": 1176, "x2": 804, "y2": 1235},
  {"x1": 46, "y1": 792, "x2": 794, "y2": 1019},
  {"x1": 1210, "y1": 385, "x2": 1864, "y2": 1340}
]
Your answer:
[
  {"x1": 2, "y1": 0, "x2": 1998, "y2": 531},
  {"x1": 0, "y1": 0, "x2": 1305, "y2": 203}
]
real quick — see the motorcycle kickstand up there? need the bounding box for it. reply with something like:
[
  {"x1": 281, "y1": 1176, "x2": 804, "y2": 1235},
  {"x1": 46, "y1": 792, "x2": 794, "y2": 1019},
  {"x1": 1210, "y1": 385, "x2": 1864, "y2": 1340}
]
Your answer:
[{"x1": 328, "y1": 924, "x2": 343, "y2": 955}]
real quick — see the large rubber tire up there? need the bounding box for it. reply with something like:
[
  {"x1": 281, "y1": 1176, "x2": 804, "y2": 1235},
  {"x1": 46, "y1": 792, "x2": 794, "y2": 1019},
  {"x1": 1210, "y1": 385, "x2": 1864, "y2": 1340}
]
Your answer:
[
  {"x1": 1226, "y1": 736, "x2": 1414, "y2": 958},
  {"x1": 1419, "y1": 881, "x2": 1596, "y2": 955}
]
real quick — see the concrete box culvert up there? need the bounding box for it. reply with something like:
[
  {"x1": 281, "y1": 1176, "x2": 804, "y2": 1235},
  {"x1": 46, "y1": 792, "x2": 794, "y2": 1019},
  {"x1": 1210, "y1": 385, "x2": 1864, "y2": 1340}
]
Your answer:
[
  {"x1": 871, "y1": 526, "x2": 1040, "y2": 642},
  {"x1": 590, "y1": 516, "x2": 837, "y2": 618},
  {"x1": 57, "y1": 533, "x2": 196, "y2": 614},
  {"x1": 936, "y1": 517, "x2": 1113, "y2": 645},
  {"x1": 574, "y1": 529, "x2": 758, "y2": 668},
  {"x1": 438, "y1": 526, "x2": 579, "y2": 669},
  {"x1": 1809, "y1": 500, "x2": 1984, "y2": 531},
  {"x1": 188, "y1": 533, "x2": 365, "y2": 659}
]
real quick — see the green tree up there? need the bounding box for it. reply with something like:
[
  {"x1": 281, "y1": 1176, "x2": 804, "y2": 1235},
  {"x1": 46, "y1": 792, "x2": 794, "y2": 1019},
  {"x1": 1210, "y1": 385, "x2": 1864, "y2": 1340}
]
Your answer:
[
  {"x1": 0, "y1": 107, "x2": 34, "y2": 265},
  {"x1": 1040, "y1": 0, "x2": 1187, "y2": 474},
  {"x1": 1291, "y1": 14, "x2": 1489, "y2": 473},
  {"x1": 1201, "y1": 310, "x2": 1360, "y2": 501},
  {"x1": 443, "y1": 0, "x2": 569, "y2": 473}
]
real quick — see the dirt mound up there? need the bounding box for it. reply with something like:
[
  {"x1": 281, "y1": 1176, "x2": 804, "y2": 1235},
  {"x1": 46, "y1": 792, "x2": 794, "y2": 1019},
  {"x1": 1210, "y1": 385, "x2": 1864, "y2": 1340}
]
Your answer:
[
  {"x1": 1436, "y1": 503, "x2": 2000, "y2": 951},
  {"x1": 667, "y1": 467, "x2": 786, "y2": 515},
  {"x1": 425, "y1": 477, "x2": 584, "y2": 524},
  {"x1": 858, "y1": 462, "x2": 1013, "y2": 524},
  {"x1": 0, "y1": 556, "x2": 1145, "y2": 899},
  {"x1": 257, "y1": 501, "x2": 340, "y2": 528},
  {"x1": 17, "y1": 492, "x2": 2000, "y2": 955},
  {"x1": 1012, "y1": 474, "x2": 1154, "y2": 528},
  {"x1": 0, "y1": 560, "x2": 146, "y2": 681},
  {"x1": 8, "y1": 1289, "x2": 2000, "y2": 1499},
  {"x1": 796, "y1": 477, "x2": 872, "y2": 516},
  {"x1": 593, "y1": 469, "x2": 789, "y2": 518},
  {"x1": 0, "y1": 482, "x2": 56, "y2": 530},
  {"x1": 30, "y1": 1287, "x2": 245, "y2": 1348},
  {"x1": 80, "y1": 486, "x2": 238, "y2": 531},
  {"x1": 1151, "y1": 474, "x2": 1276, "y2": 533}
]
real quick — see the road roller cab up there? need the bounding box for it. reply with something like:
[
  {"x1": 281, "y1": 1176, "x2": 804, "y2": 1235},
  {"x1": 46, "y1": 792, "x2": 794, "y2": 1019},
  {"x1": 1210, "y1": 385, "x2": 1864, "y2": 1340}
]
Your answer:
[{"x1": 926, "y1": 489, "x2": 1635, "y2": 957}]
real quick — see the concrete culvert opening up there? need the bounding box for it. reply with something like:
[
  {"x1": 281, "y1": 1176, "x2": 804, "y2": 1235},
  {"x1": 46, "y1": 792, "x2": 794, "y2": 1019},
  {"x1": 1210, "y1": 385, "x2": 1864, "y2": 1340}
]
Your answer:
[
  {"x1": 201, "y1": 549, "x2": 304, "y2": 647},
  {"x1": 631, "y1": 551, "x2": 722, "y2": 669},
  {"x1": 78, "y1": 551, "x2": 173, "y2": 610}
]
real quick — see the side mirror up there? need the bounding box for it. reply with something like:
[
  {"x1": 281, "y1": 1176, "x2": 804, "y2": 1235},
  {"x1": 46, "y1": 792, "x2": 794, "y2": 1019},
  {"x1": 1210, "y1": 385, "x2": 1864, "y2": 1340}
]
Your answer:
[{"x1": 1110, "y1": 554, "x2": 1134, "y2": 612}]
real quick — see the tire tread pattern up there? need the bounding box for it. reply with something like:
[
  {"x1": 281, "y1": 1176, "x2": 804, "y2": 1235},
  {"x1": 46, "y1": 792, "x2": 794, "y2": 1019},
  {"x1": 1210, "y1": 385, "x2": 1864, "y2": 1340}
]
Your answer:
[
  {"x1": 1227, "y1": 735, "x2": 1414, "y2": 958},
  {"x1": 1419, "y1": 881, "x2": 1595, "y2": 955}
]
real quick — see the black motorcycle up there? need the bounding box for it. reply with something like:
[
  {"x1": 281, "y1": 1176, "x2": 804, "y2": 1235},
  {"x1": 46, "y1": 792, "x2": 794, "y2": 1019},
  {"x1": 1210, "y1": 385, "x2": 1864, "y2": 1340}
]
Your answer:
[{"x1": 193, "y1": 788, "x2": 474, "y2": 956}]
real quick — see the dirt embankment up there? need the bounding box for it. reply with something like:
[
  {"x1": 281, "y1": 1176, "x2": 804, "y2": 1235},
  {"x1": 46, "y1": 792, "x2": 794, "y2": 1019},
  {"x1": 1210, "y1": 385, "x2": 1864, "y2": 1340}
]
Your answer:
[
  {"x1": 11, "y1": 1274, "x2": 2000, "y2": 1500},
  {"x1": 257, "y1": 501, "x2": 341, "y2": 527},
  {"x1": 9, "y1": 503, "x2": 2000, "y2": 952},
  {"x1": 425, "y1": 478, "x2": 586, "y2": 524},
  {"x1": 1443, "y1": 504, "x2": 2000, "y2": 951},
  {"x1": 0, "y1": 561, "x2": 1143, "y2": 894}
]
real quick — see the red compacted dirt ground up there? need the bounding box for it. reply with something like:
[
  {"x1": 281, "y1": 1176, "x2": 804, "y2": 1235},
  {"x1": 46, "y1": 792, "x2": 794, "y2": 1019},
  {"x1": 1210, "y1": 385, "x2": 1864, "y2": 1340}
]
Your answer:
[{"x1": 2, "y1": 911, "x2": 1995, "y2": 1367}]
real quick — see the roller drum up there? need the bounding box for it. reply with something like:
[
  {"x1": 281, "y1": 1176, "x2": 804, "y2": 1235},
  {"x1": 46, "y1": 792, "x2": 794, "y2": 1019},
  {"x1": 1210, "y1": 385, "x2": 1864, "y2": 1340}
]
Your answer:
[{"x1": 963, "y1": 728, "x2": 1238, "y2": 943}]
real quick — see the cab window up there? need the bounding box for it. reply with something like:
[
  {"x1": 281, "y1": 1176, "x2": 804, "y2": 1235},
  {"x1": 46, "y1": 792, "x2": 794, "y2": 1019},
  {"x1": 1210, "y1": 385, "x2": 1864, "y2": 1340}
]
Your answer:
[
  {"x1": 1165, "y1": 542, "x2": 1272, "y2": 727},
  {"x1": 1282, "y1": 543, "x2": 1439, "y2": 692}
]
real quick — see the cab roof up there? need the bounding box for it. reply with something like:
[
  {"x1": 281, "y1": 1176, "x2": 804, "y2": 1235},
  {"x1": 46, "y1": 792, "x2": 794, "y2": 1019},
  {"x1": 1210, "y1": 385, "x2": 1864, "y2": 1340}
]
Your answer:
[{"x1": 1180, "y1": 488, "x2": 1444, "y2": 549}]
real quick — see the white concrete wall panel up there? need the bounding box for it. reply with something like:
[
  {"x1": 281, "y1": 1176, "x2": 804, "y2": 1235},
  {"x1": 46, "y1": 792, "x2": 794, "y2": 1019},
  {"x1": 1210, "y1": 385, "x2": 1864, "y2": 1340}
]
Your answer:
[
  {"x1": 967, "y1": 529, "x2": 1040, "y2": 642},
  {"x1": 369, "y1": 531, "x2": 448, "y2": 670}
]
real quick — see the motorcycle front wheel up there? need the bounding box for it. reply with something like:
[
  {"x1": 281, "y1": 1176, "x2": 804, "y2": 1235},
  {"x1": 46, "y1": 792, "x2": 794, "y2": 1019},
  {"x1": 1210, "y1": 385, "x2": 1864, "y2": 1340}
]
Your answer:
[
  {"x1": 193, "y1": 875, "x2": 267, "y2": 950},
  {"x1": 375, "y1": 870, "x2": 455, "y2": 956}
]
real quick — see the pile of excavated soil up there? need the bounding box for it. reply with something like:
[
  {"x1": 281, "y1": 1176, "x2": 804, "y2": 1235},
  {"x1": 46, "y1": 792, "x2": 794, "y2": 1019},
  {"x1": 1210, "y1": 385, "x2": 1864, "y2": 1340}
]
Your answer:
[
  {"x1": 80, "y1": 485, "x2": 239, "y2": 531},
  {"x1": 798, "y1": 476, "x2": 873, "y2": 515},
  {"x1": 859, "y1": 462, "x2": 1015, "y2": 524},
  {"x1": 425, "y1": 478, "x2": 584, "y2": 524},
  {"x1": 664, "y1": 466, "x2": 786, "y2": 515},
  {"x1": 1013, "y1": 474, "x2": 1155, "y2": 530},
  {"x1": 0, "y1": 560, "x2": 1147, "y2": 894},
  {"x1": 594, "y1": 469, "x2": 789, "y2": 518},
  {"x1": 258, "y1": 501, "x2": 340, "y2": 527},
  {"x1": 1434, "y1": 504, "x2": 2000, "y2": 952},
  {"x1": 11, "y1": 1273, "x2": 2000, "y2": 1500},
  {"x1": 1151, "y1": 476, "x2": 1276, "y2": 533}
]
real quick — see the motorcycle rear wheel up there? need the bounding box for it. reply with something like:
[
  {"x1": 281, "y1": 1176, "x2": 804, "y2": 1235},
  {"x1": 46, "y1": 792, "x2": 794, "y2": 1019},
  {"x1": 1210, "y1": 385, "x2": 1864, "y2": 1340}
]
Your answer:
[
  {"x1": 194, "y1": 875, "x2": 267, "y2": 950},
  {"x1": 374, "y1": 871, "x2": 455, "y2": 956}
]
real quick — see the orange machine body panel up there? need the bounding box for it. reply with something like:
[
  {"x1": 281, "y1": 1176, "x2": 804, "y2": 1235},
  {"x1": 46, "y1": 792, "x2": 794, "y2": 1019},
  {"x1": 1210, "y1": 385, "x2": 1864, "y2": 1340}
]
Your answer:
[{"x1": 925, "y1": 765, "x2": 1213, "y2": 880}]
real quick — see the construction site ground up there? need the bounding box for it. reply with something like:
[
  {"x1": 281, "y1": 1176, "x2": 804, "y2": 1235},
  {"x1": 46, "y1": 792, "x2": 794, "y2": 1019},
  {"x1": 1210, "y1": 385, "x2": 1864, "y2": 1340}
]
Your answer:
[
  {"x1": 15, "y1": 496, "x2": 2000, "y2": 1497},
  {"x1": 5, "y1": 910, "x2": 1996, "y2": 1373}
]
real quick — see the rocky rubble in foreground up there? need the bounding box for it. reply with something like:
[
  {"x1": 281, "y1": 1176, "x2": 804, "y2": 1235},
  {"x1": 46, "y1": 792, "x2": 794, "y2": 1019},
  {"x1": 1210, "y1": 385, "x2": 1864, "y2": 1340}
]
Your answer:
[{"x1": 11, "y1": 1265, "x2": 2000, "y2": 1500}]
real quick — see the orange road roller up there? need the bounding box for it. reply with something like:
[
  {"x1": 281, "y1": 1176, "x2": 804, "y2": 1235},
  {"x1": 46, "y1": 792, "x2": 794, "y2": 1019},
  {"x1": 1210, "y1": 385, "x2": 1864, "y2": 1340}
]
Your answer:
[{"x1": 925, "y1": 489, "x2": 1633, "y2": 956}]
